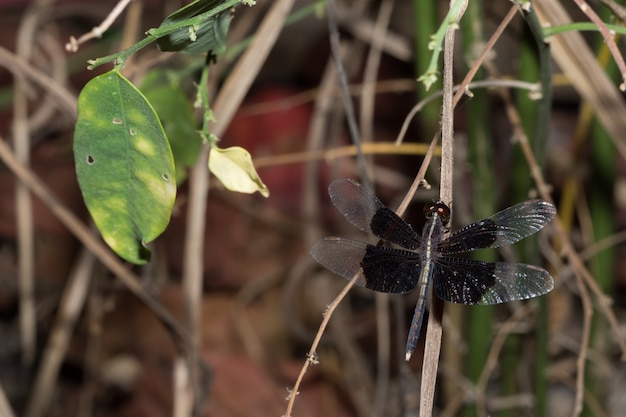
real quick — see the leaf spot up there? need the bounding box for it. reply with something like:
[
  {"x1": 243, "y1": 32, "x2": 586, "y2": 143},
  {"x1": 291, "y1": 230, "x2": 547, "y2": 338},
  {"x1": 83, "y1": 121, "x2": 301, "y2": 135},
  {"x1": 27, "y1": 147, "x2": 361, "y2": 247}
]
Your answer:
[
  {"x1": 129, "y1": 128, "x2": 136, "y2": 136},
  {"x1": 87, "y1": 155, "x2": 95, "y2": 164},
  {"x1": 134, "y1": 137, "x2": 155, "y2": 156},
  {"x1": 161, "y1": 173, "x2": 170, "y2": 181},
  {"x1": 112, "y1": 118, "x2": 123, "y2": 124},
  {"x1": 189, "y1": 25, "x2": 198, "y2": 42}
]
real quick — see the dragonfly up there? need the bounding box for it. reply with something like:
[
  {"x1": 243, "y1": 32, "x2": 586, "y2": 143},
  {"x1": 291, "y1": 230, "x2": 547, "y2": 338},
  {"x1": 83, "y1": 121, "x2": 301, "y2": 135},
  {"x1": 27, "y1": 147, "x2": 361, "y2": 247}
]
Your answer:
[{"x1": 310, "y1": 179, "x2": 556, "y2": 361}]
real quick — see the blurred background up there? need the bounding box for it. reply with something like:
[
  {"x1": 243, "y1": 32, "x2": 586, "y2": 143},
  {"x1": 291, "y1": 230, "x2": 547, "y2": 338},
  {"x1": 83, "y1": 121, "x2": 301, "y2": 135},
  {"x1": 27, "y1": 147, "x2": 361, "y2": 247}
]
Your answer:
[{"x1": 0, "y1": 0, "x2": 625, "y2": 416}]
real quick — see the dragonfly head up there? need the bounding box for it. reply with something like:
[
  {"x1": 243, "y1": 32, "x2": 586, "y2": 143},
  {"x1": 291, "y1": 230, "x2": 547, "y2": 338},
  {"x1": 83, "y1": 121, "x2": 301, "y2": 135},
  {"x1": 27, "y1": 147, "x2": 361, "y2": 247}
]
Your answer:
[{"x1": 424, "y1": 200, "x2": 451, "y2": 225}]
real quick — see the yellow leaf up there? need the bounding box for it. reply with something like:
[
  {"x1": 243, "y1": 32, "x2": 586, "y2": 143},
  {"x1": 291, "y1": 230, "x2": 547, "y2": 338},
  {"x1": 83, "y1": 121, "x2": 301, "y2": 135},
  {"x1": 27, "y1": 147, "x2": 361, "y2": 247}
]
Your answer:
[{"x1": 208, "y1": 146, "x2": 269, "y2": 197}]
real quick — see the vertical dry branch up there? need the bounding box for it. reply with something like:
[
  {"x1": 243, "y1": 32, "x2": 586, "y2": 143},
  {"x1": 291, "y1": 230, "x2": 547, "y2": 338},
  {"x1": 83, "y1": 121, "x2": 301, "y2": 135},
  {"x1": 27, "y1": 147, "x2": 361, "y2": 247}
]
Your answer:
[
  {"x1": 25, "y1": 249, "x2": 95, "y2": 417},
  {"x1": 13, "y1": 0, "x2": 49, "y2": 367},
  {"x1": 419, "y1": 0, "x2": 467, "y2": 415},
  {"x1": 0, "y1": 381, "x2": 16, "y2": 417},
  {"x1": 359, "y1": 0, "x2": 394, "y2": 144}
]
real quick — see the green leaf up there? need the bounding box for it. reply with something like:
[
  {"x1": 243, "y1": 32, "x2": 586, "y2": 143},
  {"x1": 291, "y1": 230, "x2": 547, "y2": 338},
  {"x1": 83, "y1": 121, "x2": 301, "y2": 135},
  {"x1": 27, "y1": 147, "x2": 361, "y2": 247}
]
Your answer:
[
  {"x1": 156, "y1": 0, "x2": 232, "y2": 55},
  {"x1": 141, "y1": 70, "x2": 201, "y2": 184},
  {"x1": 209, "y1": 145, "x2": 269, "y2": 197},
  {"x1": 74, "y1": 70, "x2": 176, "y2": 264}
]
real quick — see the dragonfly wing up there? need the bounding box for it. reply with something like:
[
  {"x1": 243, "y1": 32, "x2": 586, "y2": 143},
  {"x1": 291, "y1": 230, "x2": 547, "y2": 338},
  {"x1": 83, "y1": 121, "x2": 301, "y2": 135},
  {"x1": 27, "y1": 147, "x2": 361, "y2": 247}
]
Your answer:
[
  {"x1": 329, "y1": 179, "x2": 421, "y2": 249},
  {"x1": 329, "y1": 179, "x2": 383, "y2": 233},
  {"x1": 361, "y1": 245, "x2": 422, "y2": 293},
  {"x1": 433, "y1": 257, "x2": 554, "y2": 305},
  {"x1": 440, "y1": 200, "x2": 556, "y2": 254},
  {"x1": 310, "y1": 237, "x2": 367, "y2": 285},
  {"x1": 310, "y1": 237, "x2": 421, "y2": 294}
]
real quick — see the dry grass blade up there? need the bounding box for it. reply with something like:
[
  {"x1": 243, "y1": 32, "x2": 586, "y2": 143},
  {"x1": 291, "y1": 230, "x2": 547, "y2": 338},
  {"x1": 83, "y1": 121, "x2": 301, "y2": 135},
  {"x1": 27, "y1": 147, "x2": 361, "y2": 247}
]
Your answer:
[
  {"x1": 571, "y1": 0, "x2": 626, "y2": 88},
  {"x1": 0, "y1": 382, "x2": 16, "y2": 417},
  {"x1": 0, "y1": 46, "x2": 77, "y2": 118},
  {"x1": 25, "y1": 249, "x2": 95, "y2": 417},
  {"x1": 534, "y1": 1, "x2": 626, "y2": 161}
]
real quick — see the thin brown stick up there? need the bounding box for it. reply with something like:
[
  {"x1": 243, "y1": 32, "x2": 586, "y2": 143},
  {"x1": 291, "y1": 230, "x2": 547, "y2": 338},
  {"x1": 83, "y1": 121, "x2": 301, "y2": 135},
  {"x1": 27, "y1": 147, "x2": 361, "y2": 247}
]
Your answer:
[
  {"x1": 372, "y1": 291, "x2": 391, "y2": 417},
  {"x1": 335, "y1": 1, "x2": 411, "y2": 62},
  {"x1": 254, "y1": 142, "x2": 439, "y2": 168},
  {"x1": 359, "y1": 0, "x2": 394, "y2": 144},
  {"x1": 65, "y1": 0, "x2": 133, "y2": 52},
  {"x1": 475, "y1": 303, "x2": 536, "y2": 417},
  {"x1": 25, "y1": 32, "x2": 68, "y2": 134},
  {"x1": 303, "y1": 55, "x2": 342, "y2": 245},
  {"x1": 0, "y1": 46, "x2": 77, "y2": 119},
  {"x1": 573, "y1": 266, "x2": 593, "y2": 416},
  {"x1": 452, "y1": 3, "x2": 519, "y2": 108},
  {"x1": 572, "y1": 0, "x2": 626, "y2": 90},
  {"x1": 0, "y1": 382, "x2": 16, "y2": 417},
  {"x1": 13, "y1": 8, "x2": 37, "y2": 366},
  {"x1": 25, "y1": 249, "x2": 95, "y2": 417},
  {"x1": 241, "y1": 78, "x2": 416, "y2": 116},
  {"x1": 578, "y1": 228, "x2": 626, "y2": 262},
  {"x1": 419, "y1": 1, "x2": 468, "y2": 415},
  {"x1": 283, "y1": 273, "x2": 360, "y2": 417},
  {"x1": 395, "y1": 78, "x2": 538, "y2": 146}
]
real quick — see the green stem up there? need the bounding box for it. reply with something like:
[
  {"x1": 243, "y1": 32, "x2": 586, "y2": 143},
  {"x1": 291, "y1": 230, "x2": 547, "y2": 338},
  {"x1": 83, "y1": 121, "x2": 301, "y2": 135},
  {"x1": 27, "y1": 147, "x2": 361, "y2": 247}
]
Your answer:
[
  {"x1": 88, "y1": 0, "x2": 241, "y2": 70},
  {"x1": 416, "y1": 0, "x2": 467, "y2": 90},
  {"x1": 412, "y1": 0, "x2": 439, "y2": 134},
  {"x1": 542, "y1": 21, "x2": 626, "y2": 38},
  {"x1": 197, "y1": 56, "x2": 217, "y2": 145}
]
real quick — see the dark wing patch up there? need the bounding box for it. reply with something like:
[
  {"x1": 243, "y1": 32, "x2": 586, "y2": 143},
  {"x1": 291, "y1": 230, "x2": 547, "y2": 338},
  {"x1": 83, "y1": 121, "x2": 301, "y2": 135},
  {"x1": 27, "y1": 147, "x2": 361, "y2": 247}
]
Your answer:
[
  {"x1": 369, "y1": 207, "x2": 421, "y2": 249},
  {"x1": 360, "y1": 245, "x2": 421, "y2": 293},
  {"x1": 433, "y1": 257, "x2": 554, "y2": 305},
  {"x1": 329, "y1": 179, "x2": 421, "y2": 249},
  {"x1": 310, "y1": 237, "x2": 422, "y2": 294}
]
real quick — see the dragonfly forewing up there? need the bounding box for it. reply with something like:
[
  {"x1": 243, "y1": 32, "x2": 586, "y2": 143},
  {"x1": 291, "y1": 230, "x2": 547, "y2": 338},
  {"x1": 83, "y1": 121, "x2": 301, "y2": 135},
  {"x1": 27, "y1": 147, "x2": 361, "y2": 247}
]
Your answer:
[
  {"x1": 328, "y1": 179, "x2": 384, "y2": 235},
  {"x1": 329, "y1": 179, "x2": 421, "y2": 249},
  {"x1": 440, "y1": 200, "x2": 556, "y2": 254}
]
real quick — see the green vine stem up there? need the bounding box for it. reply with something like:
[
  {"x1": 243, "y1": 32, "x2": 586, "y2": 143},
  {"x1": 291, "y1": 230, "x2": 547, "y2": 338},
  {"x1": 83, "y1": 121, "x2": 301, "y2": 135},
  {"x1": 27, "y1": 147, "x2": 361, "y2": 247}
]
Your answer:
[
  {"x1": 416, "y1": 0, "x2": 467, "y2": 90},
  {"x1": 87, "y1": 0, "x2": 240, "y2": 70},
  {"x1": 543, "y1": 21, "x2": 626, "y2": 37}
]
